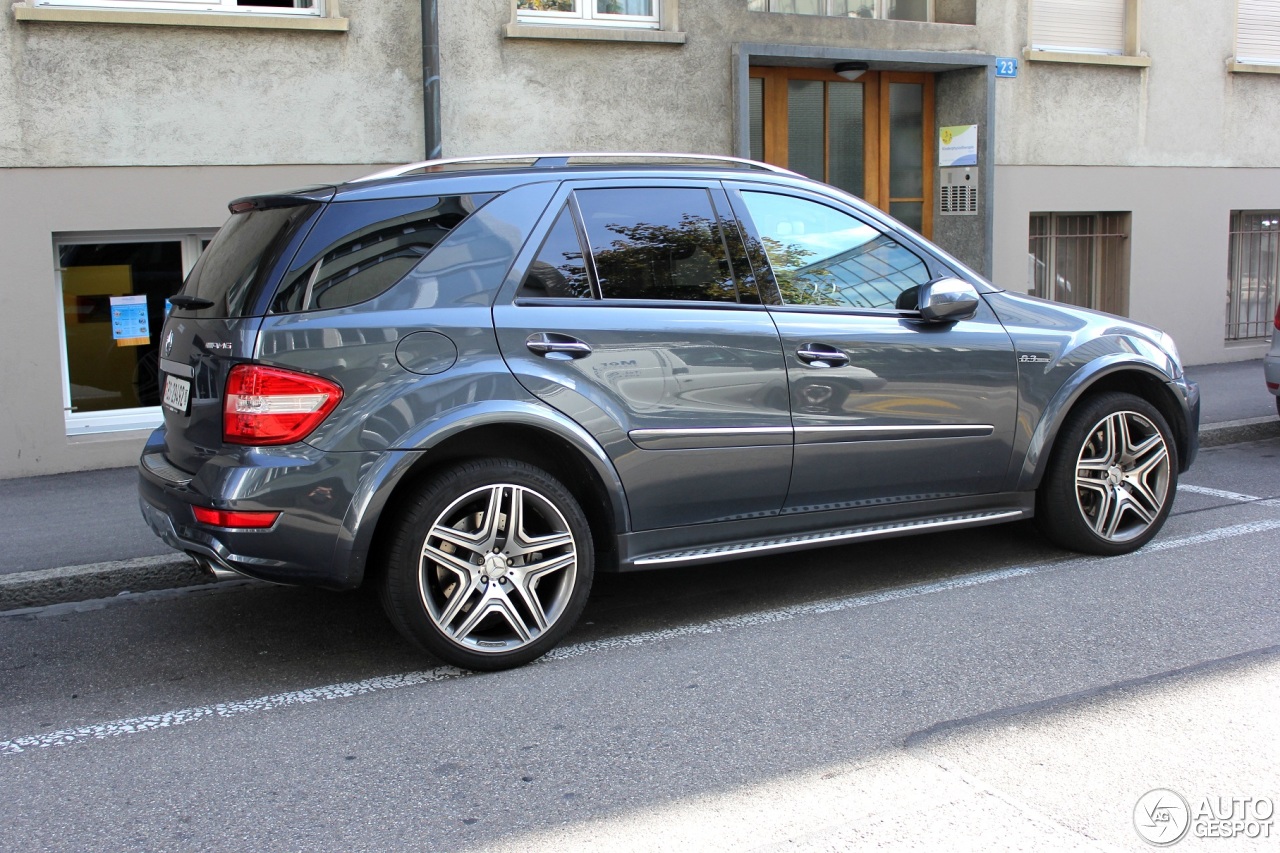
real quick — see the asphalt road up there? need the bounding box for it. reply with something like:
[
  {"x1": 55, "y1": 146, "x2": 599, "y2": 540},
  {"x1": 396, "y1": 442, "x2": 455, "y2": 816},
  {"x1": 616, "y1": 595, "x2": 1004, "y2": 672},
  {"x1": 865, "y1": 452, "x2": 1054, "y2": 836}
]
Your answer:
[{"x1": 1, "y1": 438, "x2": 1278, "y2": 852}]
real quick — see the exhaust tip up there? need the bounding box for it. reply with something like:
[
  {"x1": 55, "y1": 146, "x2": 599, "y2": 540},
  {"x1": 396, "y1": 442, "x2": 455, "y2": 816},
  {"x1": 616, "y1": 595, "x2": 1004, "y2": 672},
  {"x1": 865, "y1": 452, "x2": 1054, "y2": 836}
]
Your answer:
[{"x1": 190, "y1": 554, "x2": 244, "y2": 582}]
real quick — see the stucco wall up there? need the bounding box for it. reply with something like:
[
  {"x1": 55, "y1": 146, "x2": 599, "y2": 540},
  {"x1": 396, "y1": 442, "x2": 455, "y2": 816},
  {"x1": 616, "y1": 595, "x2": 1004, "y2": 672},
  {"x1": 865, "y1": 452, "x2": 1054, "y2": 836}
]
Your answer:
[
  {"x1": 1, "y1": 1, "x2": 425, "y2": 167},
  {"x1": 440, "y1": 0, "x2": 983, "y2": 157},
  {"x1": 984, "y1": 0, "x2": 1280, "y2": 168},
  {"x1": 992, "y1": 165, "x2": 1278, "y2": 367}
]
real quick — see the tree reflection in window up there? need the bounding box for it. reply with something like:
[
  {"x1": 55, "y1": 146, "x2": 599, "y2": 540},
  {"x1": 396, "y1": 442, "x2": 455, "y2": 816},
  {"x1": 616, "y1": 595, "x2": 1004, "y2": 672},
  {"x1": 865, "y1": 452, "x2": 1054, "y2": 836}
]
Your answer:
[
  {"x1": 519, "y1": 205, "x2": 592, "y2": 298},
  {"x1": 741, "y1": 191, "x2": 929, "y2": 309},
  {"x1": 577, "y1": 188, "x2": 739, "y2": 303}
]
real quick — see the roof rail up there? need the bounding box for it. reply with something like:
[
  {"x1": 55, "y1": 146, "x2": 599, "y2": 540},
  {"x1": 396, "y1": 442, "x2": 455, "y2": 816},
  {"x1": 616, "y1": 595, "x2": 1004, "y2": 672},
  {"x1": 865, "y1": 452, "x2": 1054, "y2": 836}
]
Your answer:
[{"x1": 351, "y1": 153, "x2": 799, "y2": 183}]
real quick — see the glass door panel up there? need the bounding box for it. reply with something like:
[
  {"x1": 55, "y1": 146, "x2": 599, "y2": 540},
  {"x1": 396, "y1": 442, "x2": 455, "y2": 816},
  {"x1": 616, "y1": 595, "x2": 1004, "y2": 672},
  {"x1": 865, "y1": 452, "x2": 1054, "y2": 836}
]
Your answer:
[{"x1": 748, "y1": 67, "x2": 932, "y2": 236}]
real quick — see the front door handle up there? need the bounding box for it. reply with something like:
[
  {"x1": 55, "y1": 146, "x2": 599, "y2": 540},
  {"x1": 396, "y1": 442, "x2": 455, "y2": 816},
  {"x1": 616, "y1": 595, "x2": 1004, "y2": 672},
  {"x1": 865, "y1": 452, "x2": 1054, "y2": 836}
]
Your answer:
[
  {"x1": 526, "y1": 332, "x2": 592, "y2": 360},
  {"x1": 796, "y1": 344, "x2": 850, "y2": 368}
]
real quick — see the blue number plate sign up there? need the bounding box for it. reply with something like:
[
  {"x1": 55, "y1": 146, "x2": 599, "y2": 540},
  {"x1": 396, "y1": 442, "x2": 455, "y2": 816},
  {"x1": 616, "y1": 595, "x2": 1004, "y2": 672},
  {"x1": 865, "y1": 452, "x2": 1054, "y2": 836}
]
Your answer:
[{"x1": 996, "y1": 57, "x2": 1018, "y2": 78}]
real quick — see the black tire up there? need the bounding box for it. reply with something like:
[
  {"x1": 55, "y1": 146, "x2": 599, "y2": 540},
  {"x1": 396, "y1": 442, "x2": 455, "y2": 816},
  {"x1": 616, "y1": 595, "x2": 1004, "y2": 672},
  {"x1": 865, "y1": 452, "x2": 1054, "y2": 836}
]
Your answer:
[
  {"x1": 1035, "y1": 392, "x2": 1178, "y2": 556},
  {"x1": 379, "y1": 459, "x2": 594, "y2": 671}
]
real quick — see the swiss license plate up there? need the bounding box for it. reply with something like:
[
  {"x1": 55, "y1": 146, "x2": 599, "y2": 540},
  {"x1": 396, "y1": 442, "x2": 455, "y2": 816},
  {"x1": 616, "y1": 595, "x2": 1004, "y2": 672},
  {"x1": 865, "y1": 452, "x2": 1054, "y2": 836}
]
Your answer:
[{"x1": 162, "y1": 375, "x2": 191, "y2": 415}]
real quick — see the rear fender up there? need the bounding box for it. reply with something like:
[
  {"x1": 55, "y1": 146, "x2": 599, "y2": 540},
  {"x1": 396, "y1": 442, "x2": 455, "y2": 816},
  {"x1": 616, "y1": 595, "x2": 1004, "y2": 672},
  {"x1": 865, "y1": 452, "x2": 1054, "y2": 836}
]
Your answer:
[{"x1": 334, "y1": 400, "x2": 630, "y2": 583}]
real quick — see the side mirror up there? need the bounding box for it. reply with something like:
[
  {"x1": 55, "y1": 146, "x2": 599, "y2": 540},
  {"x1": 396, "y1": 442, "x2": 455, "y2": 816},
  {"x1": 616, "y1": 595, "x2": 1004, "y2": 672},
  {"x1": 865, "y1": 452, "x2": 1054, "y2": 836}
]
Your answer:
[{"x1": 918, "y1": 277, "x2": 980, "y2": 323}]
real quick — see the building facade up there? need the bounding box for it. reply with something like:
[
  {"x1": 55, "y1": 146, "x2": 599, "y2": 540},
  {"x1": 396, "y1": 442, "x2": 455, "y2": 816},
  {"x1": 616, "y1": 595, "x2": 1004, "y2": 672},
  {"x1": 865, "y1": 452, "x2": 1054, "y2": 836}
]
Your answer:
[{"x1": 3, "y1": 0, "x2": 1279, "y2": 477}]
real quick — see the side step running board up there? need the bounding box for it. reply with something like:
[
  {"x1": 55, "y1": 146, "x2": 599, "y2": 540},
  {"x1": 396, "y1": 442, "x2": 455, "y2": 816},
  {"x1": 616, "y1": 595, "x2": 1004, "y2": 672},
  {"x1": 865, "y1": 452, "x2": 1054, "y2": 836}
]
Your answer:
[{"x1": 631, "y1": 509, "x2": 1028, "y2": 567}]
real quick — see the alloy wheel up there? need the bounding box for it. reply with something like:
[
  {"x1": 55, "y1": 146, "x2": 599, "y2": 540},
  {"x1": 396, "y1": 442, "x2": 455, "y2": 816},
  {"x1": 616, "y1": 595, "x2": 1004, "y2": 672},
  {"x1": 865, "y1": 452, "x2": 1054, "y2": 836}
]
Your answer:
[
  {"x1": 1073, "y1": 410, "x2": 1171, "y2": 543},
  {"x1": 418, "y1": 483, "x2": 578, "y2": 654}
]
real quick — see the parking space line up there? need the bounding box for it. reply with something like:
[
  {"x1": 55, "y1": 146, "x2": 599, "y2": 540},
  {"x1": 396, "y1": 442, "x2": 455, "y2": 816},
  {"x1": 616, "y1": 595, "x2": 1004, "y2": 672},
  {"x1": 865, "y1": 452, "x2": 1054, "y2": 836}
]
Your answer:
[
  {"x1": 1178, "y1": 484, "x2": 1280, "y2": 508},
  {"x1": 5, "y1": 517, "x2": 1280, "y2": 756}
]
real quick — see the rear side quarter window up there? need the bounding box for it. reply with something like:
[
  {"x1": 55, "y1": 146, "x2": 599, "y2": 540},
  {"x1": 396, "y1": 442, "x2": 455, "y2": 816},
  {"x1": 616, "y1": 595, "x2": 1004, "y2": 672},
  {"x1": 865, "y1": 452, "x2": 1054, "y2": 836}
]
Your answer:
[{"x1": 272, "y1": 194, "x2": 497, "y2": 313}]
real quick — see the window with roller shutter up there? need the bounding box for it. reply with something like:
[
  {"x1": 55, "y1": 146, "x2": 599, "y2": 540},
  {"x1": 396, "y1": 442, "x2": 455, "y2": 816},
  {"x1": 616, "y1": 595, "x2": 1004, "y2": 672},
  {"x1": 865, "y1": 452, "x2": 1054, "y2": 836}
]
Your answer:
[{"x1": 1237, "y1": 0, "x2": 1280, "y2": 65}]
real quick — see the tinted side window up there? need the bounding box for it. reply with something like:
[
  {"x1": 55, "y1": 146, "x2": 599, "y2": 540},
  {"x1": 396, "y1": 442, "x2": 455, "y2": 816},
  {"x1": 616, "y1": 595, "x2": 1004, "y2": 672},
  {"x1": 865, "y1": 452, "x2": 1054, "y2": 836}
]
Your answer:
[
  {"x1": 576, "y1": 188, "x2": 739, "y2": 303},
  {"x1": 740, "y1": 191, "x2": 930, "y2": 310},
  {"x1": 272, "y1": 194, "x2": 496, "y2": 313},
  {"x1": 518, "y1": 204, "x2": 592, "y2": 299}
]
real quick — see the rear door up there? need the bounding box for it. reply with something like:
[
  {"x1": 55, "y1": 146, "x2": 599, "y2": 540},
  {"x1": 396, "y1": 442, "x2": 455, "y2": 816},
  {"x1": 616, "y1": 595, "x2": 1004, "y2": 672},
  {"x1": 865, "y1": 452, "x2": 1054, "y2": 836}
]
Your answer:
[{"x1": 493, "y1": 179, "x2": 793, "y2": 531}]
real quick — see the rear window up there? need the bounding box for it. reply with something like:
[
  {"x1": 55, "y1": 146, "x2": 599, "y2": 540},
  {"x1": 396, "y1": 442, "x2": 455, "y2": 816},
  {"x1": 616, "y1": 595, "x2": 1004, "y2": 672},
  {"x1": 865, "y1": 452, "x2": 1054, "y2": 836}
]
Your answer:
[{"x1": 178, "y1": 204, "x2": 321, "y2": 319}]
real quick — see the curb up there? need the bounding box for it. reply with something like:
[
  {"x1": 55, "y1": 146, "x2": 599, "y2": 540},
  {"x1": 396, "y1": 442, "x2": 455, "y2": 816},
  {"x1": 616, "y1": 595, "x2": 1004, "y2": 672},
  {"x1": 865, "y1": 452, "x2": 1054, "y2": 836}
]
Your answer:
[
  {"x1": 1197, "y1": 416, "x2": 1280, "y2": 448},
  {"x1": 0, "y1": 554, "x2": 213, "y2": 612},
  {"x1": 2, "y1": 419, "x2": 1277, "y2": 612}
]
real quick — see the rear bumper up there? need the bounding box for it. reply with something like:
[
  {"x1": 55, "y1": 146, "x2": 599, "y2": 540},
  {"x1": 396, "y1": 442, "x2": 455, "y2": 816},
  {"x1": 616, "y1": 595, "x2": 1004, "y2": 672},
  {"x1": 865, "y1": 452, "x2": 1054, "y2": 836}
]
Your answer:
[{"x1": 137, "y1": 429, "x2": 378, "y2": 590}]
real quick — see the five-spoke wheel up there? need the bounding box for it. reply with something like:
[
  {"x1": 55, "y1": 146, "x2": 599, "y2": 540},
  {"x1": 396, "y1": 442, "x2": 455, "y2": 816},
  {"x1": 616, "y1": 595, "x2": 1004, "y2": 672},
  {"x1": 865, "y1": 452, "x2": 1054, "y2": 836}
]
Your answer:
[
  {"x1": 380, "y1": 459, "x2": 593, "y2": 671},
  {"x1": 1036, "y1": 392, "x2": 1177, "y2": 555}
]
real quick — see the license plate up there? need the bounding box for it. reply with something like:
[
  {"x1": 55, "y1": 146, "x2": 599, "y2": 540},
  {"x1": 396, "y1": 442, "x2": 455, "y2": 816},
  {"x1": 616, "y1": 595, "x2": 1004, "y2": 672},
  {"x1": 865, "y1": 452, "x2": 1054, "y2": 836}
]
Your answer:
[{"x1": 162, "y1": 375, "x2": 191, "y2": 415}]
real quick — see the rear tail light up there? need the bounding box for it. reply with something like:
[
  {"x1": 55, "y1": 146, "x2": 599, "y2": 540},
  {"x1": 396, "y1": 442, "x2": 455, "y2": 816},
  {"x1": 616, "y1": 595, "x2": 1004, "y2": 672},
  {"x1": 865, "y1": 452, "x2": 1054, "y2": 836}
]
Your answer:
[
  {"x1": 224, "y1": 364, "x2": 342, "y2": 446},
  {"x1": 192, "y1": 507, "x2": 281, "y2": 529},
  {"x1": 1274, "y1": 301, "x2": 1280, "y2": 331}
]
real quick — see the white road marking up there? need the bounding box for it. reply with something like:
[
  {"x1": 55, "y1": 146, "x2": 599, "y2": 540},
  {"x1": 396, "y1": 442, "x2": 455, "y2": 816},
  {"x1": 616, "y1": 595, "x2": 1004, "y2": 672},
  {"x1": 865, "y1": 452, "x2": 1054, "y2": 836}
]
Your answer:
[
  {"x1": 5, "y1": 517, "x2": 1280, "y2": 756},
  {"x1": 1178, "y1": 483, "x2": 1280, "y2": 508}
]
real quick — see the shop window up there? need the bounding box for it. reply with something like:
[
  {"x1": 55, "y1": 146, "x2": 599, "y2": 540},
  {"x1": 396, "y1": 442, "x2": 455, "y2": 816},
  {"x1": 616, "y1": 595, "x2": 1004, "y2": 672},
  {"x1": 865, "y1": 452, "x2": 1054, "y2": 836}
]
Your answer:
[
  {"x1": 32, "y1": 0, "x2": 323, "y2": 14},
  {"x1": 1028, "y1": 213, "x2": 1129, "y2": 316},
  {"x1": 57, "y1": 233, "x2": 213, "y2": 435},
  {"x1": 1236, "y1": 1, "x2": 1280, "y2": 66},
  {"x1": 515, "y1": 0, "x2": 660, "y2": 28},
  {"x1": 1227, "y1": 211, "x2": 1280, "y2": 340},
  {"x1": 1028, "y1": 0, "x2": 1138, "y2": 57}
]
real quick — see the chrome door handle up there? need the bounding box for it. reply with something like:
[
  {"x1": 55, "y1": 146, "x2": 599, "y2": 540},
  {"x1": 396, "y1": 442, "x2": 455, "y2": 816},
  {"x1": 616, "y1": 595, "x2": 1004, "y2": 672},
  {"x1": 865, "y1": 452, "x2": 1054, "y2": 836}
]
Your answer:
[
  {"x1": 526, "y1": 333, "x2": 593, "y2": 360},
  {"x1": 796, "y1": 344, "x2": 850, "y2": 368}
]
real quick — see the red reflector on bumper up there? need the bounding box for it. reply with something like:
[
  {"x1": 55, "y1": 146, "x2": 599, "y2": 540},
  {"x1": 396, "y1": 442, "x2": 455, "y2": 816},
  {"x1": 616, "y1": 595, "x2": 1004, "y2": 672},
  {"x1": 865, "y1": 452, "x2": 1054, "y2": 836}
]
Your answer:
[{"x1": 192, "y1": 507, "x2": 281, "y2": 529}]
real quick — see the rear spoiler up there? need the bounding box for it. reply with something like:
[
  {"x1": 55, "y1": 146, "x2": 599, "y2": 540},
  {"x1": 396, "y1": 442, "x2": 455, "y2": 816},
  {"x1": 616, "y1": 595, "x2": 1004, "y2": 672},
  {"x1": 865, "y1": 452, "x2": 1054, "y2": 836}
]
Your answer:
[{"x1": 228, "y1": 185, "x2": 337, "y2": 213}]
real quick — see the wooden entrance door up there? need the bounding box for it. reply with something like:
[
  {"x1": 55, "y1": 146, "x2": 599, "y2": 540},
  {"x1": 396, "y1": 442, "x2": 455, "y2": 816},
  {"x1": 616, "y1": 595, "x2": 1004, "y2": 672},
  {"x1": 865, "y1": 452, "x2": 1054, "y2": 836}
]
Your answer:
[{"x1": 748, "y1": 67, "x2": 935, "y2": 237}]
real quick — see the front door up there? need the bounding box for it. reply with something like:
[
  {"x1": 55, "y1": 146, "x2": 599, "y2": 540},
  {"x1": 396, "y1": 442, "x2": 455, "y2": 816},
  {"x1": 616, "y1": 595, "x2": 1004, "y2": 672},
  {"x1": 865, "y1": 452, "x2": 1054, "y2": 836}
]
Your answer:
[
  {"x1": 728, "y1": 182, "x2": 1018, "y2": 513},
  {"x1": 748, "y1": 67, "x2": 935, "y2": 237}
]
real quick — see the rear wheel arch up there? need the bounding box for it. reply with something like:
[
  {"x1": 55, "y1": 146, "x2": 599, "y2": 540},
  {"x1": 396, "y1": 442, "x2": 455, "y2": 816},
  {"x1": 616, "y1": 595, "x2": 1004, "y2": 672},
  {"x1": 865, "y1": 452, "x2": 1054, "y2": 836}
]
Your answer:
[{"x1": 363, "y1": 423, "x2": 622, "y2": 589}]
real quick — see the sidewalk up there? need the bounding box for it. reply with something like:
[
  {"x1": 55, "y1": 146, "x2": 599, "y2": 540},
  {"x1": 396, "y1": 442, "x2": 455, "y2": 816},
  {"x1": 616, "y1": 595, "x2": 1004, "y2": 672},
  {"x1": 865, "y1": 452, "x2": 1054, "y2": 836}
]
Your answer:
[{"x1": 1, "y1": 358, "x2": 1277, "y2": 608}]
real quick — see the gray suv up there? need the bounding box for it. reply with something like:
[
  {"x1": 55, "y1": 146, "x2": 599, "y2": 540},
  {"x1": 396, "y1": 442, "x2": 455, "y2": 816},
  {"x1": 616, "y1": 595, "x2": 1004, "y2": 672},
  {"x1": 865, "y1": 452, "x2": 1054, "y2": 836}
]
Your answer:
[{"x1": 139, "y1": 154, "x2": 1199, "y2": 670}]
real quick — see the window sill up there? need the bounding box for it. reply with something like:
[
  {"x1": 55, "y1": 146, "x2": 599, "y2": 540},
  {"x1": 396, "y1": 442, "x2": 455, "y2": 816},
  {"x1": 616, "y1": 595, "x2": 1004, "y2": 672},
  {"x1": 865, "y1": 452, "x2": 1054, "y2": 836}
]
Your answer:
[
  {"x1": 1230, "y1": 61, "x2": 1280, "y2": 75},
  {"x1": 12, "y1": 5, "x2": 349, "y2": 32},
  {"x1": 503, "y1": 22, "x2": 685, "y2": 44},
  {"x1": 1022, "y1": 49, "x2": 1150, "y2": 68}
]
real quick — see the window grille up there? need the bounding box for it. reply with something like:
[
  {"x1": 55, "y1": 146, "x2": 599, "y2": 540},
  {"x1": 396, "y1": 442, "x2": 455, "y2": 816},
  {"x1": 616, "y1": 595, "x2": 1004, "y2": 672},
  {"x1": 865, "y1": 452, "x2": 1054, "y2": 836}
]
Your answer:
[
  {"x1": 1227, "y1": 211, "x2": 1280, "y2": 340},
  {"x1": 1028, "y1": 212, "x2": 1129, "y2": 316}
]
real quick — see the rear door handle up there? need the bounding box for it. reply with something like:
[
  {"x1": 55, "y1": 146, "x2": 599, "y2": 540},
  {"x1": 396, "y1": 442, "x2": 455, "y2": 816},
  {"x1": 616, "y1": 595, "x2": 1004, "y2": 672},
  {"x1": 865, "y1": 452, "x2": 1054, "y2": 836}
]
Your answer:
[
  {"x1": 526, "y1": 332, "x2": 592, "y2": 361},
  {"x1": 796, "y1": 344, "x2": 850, "y2": 368}
]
